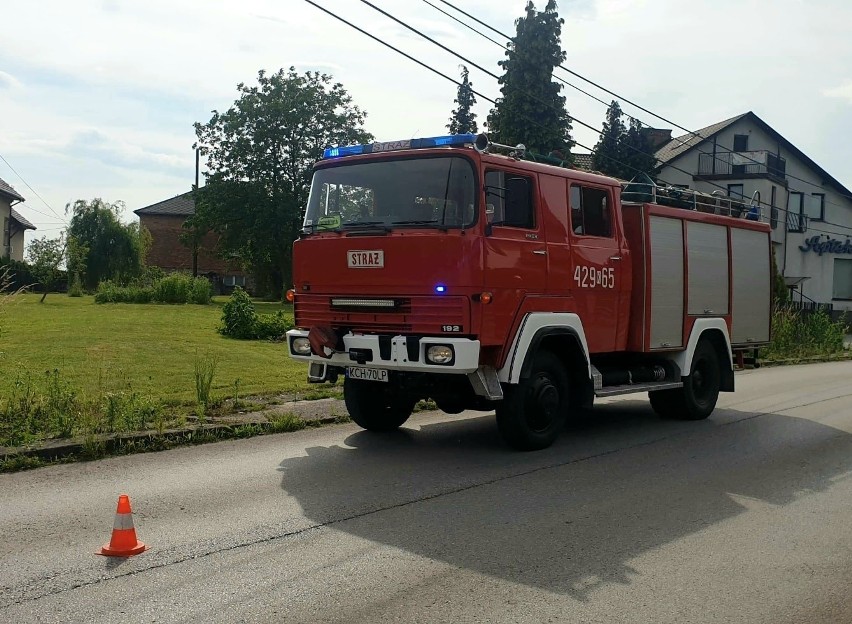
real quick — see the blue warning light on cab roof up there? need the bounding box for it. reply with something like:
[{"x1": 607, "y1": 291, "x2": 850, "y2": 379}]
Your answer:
[{"x1": 323, "y1": 134, "x2": 477, "y2": 159}]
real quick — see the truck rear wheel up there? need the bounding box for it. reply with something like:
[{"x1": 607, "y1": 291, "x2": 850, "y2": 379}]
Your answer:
[
  {"x1": 649, "y1": 340, "x2": 720, "y2": 420},
  {"x1": 496, "y1": 351, "x2": 569, "y2": 451},
  {"x1": 344, "y1": 378, "x2": 416, "y2": 432}
]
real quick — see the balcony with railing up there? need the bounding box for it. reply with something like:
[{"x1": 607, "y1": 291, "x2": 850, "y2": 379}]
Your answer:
[
  {"x1": 787, "y1": 211, "x2": 808, "y2": 233},
  {"x1": 697, "y1": 150, "x2": 787, "y2": 180}
]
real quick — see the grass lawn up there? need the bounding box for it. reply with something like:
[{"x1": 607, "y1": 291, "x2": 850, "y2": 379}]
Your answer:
[{"x1": 0, "y1": 294, "x2": 318, "y2": 405}]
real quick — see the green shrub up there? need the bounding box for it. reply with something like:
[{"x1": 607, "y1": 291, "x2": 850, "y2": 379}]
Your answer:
[
  {"x1": 95, "y1": 273, "x2": 211, "y2": 305},
  {"x1": 220, "y1": 287, "x2": 258, "y2": 338},
  {"x1": 154, "y1": 273, "x2": 191, "y2": 303},
  {"x1": 764, "y1": 306, "x2": 848, "y2": 360},
  {"x1": 189, "y1": 276, "x2": 212, "y2": 305},
  {"x1": 220, "y1": 288, "x2": 293, "y2": 340},
  {"x1": 68, "y1": 278, "x2": 84, "y2": 298},
  {"x1": 255, "y1": 310, "x2": 293, "y2": 340}
]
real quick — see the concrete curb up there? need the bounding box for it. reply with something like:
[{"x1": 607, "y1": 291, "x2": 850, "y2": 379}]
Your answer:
[{"x1": 0, "y1": 398, "x2": 349, "y2": 463}]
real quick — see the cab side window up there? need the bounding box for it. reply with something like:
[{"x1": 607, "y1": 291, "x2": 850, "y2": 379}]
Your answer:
[
  {"x1": 485, "y1": 170, "x2": 535, "y2": 229},
  {"x1": 570, "y1": 185, "x2": 612, "y2": 237}
]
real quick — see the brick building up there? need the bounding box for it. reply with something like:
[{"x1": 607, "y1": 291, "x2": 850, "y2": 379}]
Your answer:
[{"x1": 134, "y1": 193, "x2": 249, "y2": 293}]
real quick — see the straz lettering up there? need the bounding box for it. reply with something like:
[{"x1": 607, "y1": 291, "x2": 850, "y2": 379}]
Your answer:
[
  {"x1": 799, "y1": 236, "x2": 852, "y2": 256},
  {"x1": 347, "y1": 250, "x2": 384, "y2": 268},
  {"x1": 573, "y1": 265, "x2": 615, "y2": 289},
  {"x1": 372, "y1": 140, "x2": 411, "y2": 153}
]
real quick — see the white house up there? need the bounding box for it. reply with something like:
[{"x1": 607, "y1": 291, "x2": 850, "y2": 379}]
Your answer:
[
  {"x1": 0, "y1": 177, "x2": 36, "y2": 262},
  {"x1": 654, "y1": 111, "x2": 852, "y2": 311}
]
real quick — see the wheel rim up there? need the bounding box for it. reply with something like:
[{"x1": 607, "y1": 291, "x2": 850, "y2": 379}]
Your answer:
[
  {"x1": 691, "y1": 357, "x2": 713, "y2": 405},
  {"x1": 525, "y1": 373, "x2": 560, "y2": 433}
]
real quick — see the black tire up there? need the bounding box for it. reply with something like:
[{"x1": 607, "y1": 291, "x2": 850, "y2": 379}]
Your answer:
[
  {"x1": 649, "y1": 340, "x2": 721, "y2": 420},
  {"x1": 496, "y1": 350, "x2": 569, "y2": 451},
  {"x1": 344, "y1": 378, "x2": 416, "y2": 432}
]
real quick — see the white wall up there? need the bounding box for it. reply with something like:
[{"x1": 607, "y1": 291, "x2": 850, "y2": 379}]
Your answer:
[{"x1": 658, "y1": 117, "x2": 852, "y2": 311}]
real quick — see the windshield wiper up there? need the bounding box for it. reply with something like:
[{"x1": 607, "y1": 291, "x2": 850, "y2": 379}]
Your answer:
[{"x1": 342, "y1": 220, "x2": 385, "y2": 227}]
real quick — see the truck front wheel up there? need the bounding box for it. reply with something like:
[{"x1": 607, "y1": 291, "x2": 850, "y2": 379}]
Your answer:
[
  {"x1": 344, "y1": 378, "x2": 416, "y2": 432},
  {"x1": 496, "y1": 350, "x2": 569, "y2": 451},
  {"x1": 649, "y1": 340, "x2": 721, "y2": 420}
]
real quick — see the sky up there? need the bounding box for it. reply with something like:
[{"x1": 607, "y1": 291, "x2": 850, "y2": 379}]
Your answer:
[{"x1": 1, "y1": 0, "x2": 851, "y2": 248}]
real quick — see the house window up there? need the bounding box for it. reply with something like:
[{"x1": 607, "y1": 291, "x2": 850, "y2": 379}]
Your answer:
[
  {"x1": 569, "y1": 185, "x2": 612, "y2": 237},
  {"x1": 804, "y1": 193, "x2": 825, "y2": 221},
  {"x1": 2, "y1": 218, "x2": 8, "y2": 248},
  {"x1": 833, "y1": 258, "x2": 852, "y2": 300},
  {"x1": 223, "y1": 275, "x2": 246, "y2": 287},
  {"x1": 733, "y1": 134, "x2": 749, "y2": 151},
  {"x1": 788, "y1": 191, "x2": 803, "y2": 214},
  {"x1": 484, "y1": 170, "x2": 535, "y2": 229},
  {"x1": 727, "y1": 184, "x2": 744, "y2": 199},
  {"x1": 788, "y1": 191, "x2": 805, "y2": 232}
]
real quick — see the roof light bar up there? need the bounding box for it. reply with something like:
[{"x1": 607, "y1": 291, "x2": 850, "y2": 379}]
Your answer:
[{"x1": 323, "y1": 133, "x2": 477, "y2": 159}]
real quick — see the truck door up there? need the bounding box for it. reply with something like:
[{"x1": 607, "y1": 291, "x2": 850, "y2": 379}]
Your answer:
[
  {"x1": 568, "y1": 183, "x2": 626, "y2": 353},
  {"x1": 481, "y1": 168, "x2": 547, "y2": 332}
]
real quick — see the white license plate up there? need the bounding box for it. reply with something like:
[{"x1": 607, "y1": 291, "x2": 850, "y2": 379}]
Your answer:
[{"x1": 346, "y1": 367, "x2": 389, "y2": 382}]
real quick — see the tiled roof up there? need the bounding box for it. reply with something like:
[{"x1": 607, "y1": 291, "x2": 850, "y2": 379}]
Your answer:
[
  {"x1": 0, "y1": 176, "x2": 25, "y2": 202},
  {"x1": 10, "y1": 207, "x2": 36, "y2": 230},
  {"x1": 654, "y1": 113, "x2": 748, "y2": 165},
  {"x1": 571, "y1": 153, "x2": 594, "y2": 171},
  {"x1": 134, "y1": 192, "x2": 195, "y2": 216}
]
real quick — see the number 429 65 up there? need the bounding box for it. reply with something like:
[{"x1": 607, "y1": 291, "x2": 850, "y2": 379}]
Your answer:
[{"x1": 574, "y1": 265, "x2": 615, "y2": 289}]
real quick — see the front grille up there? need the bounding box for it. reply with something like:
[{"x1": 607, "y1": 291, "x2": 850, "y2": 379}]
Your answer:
[{"x1": 295, "y1": 294, "x2": 467, "y2": 334}]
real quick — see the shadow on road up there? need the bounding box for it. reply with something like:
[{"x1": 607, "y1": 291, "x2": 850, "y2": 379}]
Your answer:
[{"x1": 277, "y1": 403, "x2": 851, "y2": 600}]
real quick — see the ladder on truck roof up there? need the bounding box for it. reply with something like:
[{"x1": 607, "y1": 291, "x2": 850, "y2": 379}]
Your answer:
[{"x1": 622, "y1": 175, "x2": 762, "y2": 221}]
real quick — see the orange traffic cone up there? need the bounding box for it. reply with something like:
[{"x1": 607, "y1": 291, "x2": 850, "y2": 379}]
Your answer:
[{"x1": 98, "y1": 494, "x2": 147, "y2": 557}]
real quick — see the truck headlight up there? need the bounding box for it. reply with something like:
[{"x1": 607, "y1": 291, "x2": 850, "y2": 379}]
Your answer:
[
  {"x1": 291, "y1": 336, "x2": 312, "y2": 355},
  {"x1": 426, "y1": 345, "x2": 454, "y2": 365}
]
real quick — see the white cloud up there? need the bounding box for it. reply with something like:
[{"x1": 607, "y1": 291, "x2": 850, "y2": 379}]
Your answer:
[
  {"x1": 0, "y1": 70, "x2": 23, "y2": 90},
  {"x1": 1, "y1": 0, "x2": 852, "y2": 239},
  {"x1": 823, "y1": 82, "x2": 852, "y2": 103}
]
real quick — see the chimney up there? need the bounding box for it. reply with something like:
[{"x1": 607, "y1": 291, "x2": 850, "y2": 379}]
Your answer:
[{"x1": 640, "y1": 128, "x2": 673, "y2": 151}]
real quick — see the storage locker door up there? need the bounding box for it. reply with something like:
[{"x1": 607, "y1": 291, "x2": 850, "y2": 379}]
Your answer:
[
  {"x1": 687, "y1": 222, "x2": 729, "y2": 316},
  {"x1": 731, "y1": 229, "x2": 771, "y2": 344},
  {"x1": 650, "y1": 216, "x2": 684, "y2": 348}
]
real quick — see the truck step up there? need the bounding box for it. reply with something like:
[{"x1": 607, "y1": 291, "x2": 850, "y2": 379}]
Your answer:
[{"x1": 595, "y1": 380, "x2": 683, "y2": 398}]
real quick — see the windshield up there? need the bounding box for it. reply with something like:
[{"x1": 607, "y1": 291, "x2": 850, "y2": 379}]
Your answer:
[{"x1": 303, "y1": 156, "x2": 477, "y2": 232}]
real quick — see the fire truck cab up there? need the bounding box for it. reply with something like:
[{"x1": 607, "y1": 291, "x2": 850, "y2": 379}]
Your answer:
[{"x1": 286, "y1": 133, "x2": 771, "y2": 450}]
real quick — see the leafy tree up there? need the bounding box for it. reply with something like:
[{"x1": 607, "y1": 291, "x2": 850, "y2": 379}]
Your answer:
[
  {"x1": 179, "y1": 186, "x2": 208, "y2": 278},
  {"x1": 486, "y1": 0, "x2": 573, "y2": 158},
  {"x1": 193, "y1": 68, "x2": 372, "y2": 294},
  {"x1": 592, "y1": 100, "x2": 628, "y2": 178},
  {"x1": 66, "y1": 198, "x2": 149, "y2": 290},
  {"x1": 447, "y1": 65, "x2": 478, "y2": 135},
  {"x1": 621, "y1": 117, "x2": 658, "y2": 179},
  {"x1": 65, "y1": 235, "x2": 89, "y2": 294},
  {"x1": 26, "y1": 235, "x2": 65, "y2": 302}
]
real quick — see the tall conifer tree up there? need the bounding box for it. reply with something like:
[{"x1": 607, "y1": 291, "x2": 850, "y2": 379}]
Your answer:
[
  {"x1": 622, "y1": 117, "x2": 658, "y2": 178},
  {"x1": 592, "y1": 100, "x2": 628, "y2": 178},
  {"x1": 487, "y1": 1, "x2": 573, "y2": 158},
  {"x1": 447, "y1": 66, "x2": 478, "y2": 135}
]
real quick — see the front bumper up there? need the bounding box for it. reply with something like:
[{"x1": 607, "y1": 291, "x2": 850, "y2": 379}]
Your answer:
[{"x1": 286, "y1": 329, "x2": 481, "y2": 374}]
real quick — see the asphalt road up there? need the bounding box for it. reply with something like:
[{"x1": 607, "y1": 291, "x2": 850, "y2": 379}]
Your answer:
[{"x1": 2, "y1": 361, "x2": 852, "y2": 623}]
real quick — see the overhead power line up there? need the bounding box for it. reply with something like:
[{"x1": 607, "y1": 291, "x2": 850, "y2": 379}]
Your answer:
[
  {"x1": 354, "y1": 0, "x2": 852, "y2": 235},
  {"x1": 302, "y1": 0, "x2": 850, "y2": 239},
  {"x1": 0, "y1": 151, "x2": 67, "y2": 224},
  {"x1": 432, "y1": 0, "x2": 852, "y2": 207}
]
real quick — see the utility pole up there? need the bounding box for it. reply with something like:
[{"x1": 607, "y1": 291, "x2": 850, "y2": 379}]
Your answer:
[{"x1": 192, "y1": 147, "x2": 200, "y2": 277}]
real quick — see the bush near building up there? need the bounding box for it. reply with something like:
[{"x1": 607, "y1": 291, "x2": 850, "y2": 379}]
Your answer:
[{"x1": 95, "y1": 273, "x2": 212, "y2": 305}]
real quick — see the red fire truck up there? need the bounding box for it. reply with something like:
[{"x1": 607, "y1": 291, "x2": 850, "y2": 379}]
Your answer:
[{"x1": 286, "y1": 133, "x2": 771, "y2": 450}]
